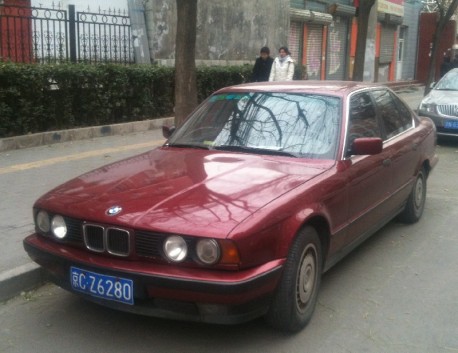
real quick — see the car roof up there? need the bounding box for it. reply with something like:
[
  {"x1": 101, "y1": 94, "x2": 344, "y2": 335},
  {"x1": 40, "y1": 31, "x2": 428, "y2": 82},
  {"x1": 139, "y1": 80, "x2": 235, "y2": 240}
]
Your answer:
[{"x1": 216, "y1": 80, "x2": 388, "y2": 98}]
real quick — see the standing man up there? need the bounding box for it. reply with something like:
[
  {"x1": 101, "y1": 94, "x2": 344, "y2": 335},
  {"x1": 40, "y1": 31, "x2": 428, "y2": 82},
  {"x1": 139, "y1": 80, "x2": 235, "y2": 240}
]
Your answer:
[
  {"x1": 269, "y1": 47, "x2": 295, "y2": 82},
  {"x1": 251, "y1": 47, "x2": 274, "y2": 82}
]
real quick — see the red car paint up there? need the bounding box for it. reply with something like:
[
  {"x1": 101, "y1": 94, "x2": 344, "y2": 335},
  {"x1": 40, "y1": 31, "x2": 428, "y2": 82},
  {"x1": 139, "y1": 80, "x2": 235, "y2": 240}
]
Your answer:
[{"x1": 24, "y1": 81, "x2": 438, "y2": 328}]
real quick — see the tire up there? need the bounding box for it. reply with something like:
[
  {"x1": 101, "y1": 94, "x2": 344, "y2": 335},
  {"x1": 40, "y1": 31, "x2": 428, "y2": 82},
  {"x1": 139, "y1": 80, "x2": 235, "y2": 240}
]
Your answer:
[
  {"x1": 265, "y1": 226, "x2": 323, "y2": 332},
  {"x1": 398, "y1": 167, "x2": 427, "y2": 224}
]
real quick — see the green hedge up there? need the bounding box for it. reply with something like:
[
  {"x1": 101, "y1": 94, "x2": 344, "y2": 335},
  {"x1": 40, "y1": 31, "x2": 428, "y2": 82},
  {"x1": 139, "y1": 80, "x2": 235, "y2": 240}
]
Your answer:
[{"x1": 0, "y1": 63, "x2": 253, "y2": 137}]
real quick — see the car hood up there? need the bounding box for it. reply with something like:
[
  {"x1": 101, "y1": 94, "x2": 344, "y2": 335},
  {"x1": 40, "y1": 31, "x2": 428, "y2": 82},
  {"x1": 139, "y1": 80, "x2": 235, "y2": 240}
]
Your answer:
[
  {"x1": 36, "y1": 147, "x2": 332, "y2": 238},
  {"x1": 421, "y1": 89, "x2": 458, "y2": 105}
]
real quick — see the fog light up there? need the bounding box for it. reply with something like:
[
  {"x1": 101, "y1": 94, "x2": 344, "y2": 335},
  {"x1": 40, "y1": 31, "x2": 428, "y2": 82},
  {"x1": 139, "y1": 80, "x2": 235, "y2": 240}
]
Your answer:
[
  {"x1": 163, "y1": 236, "x2": 188, "y2": 262},
  {"x1": 51, "y1": 215, "x2": 67, "y2": 239},
  {"x1": 36, "y1": 210, "x2": 50, "y2": 233},
  {"x1": 196, "y1": 239, "x2": 220, "y2": 265}
]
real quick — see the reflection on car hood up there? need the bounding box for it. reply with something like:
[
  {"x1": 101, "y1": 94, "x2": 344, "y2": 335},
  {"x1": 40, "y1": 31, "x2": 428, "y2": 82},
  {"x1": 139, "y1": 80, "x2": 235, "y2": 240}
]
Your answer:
[
  {"x1": 422, "y1": 89, "x2": 458, "y2": 105},
  {"x1": 36, "y1": 147, "x2": 332, "y2": 238}
]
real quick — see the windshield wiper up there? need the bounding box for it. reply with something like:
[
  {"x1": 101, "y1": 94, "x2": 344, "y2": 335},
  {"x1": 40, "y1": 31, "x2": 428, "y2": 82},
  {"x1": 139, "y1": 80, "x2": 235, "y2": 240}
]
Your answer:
[
  {"x1": 166, "y1": 143, "x2": 209, "y2": 150},
  {"x1": 214, "y1": 145, "x2": 298, "y2": 157}
]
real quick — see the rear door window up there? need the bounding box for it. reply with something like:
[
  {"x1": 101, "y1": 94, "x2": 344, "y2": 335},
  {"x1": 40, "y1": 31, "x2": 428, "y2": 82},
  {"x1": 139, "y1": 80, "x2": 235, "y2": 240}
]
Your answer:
[{"x1": 371, "y1": 89, "x2": 413, "y2": 139}]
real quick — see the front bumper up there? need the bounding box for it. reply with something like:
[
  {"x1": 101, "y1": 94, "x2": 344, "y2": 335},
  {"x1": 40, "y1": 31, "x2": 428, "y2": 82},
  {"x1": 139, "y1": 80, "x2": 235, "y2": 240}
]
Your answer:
[
  {"x1": 23, "y1": 234, "x2": 284, "y2": 324},
  {"x1": 419, "y1": 112, "x2": 458, "y2": 137}
]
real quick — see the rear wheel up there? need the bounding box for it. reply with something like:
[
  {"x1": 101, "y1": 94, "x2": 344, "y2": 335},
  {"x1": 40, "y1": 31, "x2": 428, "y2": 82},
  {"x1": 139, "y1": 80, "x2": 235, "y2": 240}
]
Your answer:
[
  {"x1": 399, "y1": 167, "x2": 427, "y2": 223},
  {"x1": 265, "y1": 226, "x2": 322, "y2": 332}
]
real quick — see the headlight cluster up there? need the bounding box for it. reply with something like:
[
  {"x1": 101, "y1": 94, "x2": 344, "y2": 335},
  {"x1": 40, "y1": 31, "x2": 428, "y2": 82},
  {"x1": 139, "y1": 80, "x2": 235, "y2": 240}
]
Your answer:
[
  {"x1": 35, "y1": 210, "x2": 68, "y2": 240},
  {"x1": 163, "y1": 235, "x2": 221, "y2": 265},
  {"x1": 34, "y1": 209, "x2": 240, "y2": 267},
  {"x1": 419, "y1": 102, "x2": 436, "y2": 114}
]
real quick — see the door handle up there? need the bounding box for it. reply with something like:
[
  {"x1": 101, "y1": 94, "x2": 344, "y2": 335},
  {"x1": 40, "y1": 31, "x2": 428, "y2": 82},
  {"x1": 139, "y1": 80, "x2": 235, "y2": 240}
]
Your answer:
[{"x1": 382, "y1": 159, "x2": 392, "y2": 167}]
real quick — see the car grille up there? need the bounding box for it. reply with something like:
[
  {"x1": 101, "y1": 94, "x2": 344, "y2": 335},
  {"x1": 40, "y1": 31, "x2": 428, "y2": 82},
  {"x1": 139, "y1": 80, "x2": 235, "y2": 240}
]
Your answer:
[
  {"x1": 65, "y1": 217, "x2": 84, "y2": 243},
  {"x1": 44, "y1": 216, "x2": 167, "y2": 259},
  {"x1": 437, "y1": 104, "x2": 458, "y2": 117},
  {"x1": 83, "y1": 224, "x2": 130, "y2": 257},
  {"x1": 135, "y1": 230, "x2": 163, "y2": 259}
]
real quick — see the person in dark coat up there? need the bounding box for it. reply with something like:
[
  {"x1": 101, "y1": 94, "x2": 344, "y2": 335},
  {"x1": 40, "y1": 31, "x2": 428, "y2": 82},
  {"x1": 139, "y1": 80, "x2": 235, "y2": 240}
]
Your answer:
[
  {"x1": 440, "y1": 53, "x2": 453, "y2": 77},
  {"x1": 452, "y1": 54, "x2": 458, "y2": 69},
  {"x1": 251, "y1": 46, "x2": 274, "y2": 82}
]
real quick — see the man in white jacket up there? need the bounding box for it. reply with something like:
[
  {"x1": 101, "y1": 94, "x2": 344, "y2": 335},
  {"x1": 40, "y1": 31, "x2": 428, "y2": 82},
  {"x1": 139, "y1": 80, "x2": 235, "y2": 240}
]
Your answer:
[{"x1": 269, "y1": 46, "x2": 295, "y2": 81}]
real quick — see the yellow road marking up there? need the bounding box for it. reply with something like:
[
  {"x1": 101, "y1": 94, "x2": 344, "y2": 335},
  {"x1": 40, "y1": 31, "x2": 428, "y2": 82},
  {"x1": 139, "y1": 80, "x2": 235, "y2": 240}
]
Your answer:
[{"x1": 0, "y1": 139, "x2": 164, "y2": 175}]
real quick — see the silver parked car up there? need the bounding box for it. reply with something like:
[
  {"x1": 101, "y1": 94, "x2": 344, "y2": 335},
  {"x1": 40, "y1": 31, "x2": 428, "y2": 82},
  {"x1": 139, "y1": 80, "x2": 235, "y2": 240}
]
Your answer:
[{"x1": 418, "y1": 68, "x2": 458, "y2": 137}]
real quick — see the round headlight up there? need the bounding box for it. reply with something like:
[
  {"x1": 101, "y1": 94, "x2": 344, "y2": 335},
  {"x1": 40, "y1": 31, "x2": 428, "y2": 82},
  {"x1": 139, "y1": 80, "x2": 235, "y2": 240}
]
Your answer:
[
  {"x1": 36, "y1": 210, "x2": 50, "y2": 233},
  {"x1": 51, "y1": 215, "x2": 67, "y2": 239},
  {"x1": 163, "y1": 236, "x2": 188, "y2": 262},
  {"x1": 196, "y1": 239, "x2": 220, "y2": 265}
]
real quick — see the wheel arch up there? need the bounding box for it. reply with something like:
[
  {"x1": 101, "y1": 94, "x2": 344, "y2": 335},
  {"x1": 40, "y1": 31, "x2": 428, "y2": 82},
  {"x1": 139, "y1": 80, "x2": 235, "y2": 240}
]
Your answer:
[
  {"x1": 421, "y1": 159, "x2": 432, "y2": 179},
  {"x1": 297, "y1": 216, "x2": 331, "y2": 269}
]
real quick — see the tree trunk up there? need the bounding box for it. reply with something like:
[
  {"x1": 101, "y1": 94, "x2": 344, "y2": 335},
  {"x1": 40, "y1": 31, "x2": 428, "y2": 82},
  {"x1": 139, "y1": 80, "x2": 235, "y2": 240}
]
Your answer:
[
  {"x1": 353, "y1": 0, "x2": 376, "y2": 81},
  {"x1": 174, "y1": 0, "x2": 198, "y2": 126}
]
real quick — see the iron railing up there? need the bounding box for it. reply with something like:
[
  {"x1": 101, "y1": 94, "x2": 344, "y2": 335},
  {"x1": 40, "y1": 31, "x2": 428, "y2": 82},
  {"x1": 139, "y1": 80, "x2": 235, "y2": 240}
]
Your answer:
[{"x1": 0, "y1": 3, "x2": 134, "y2": 64}]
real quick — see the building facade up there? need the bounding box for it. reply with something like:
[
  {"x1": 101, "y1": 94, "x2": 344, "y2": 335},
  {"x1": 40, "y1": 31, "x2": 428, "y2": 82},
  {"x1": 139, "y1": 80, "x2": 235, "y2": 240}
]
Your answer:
[
  {"x1": 144, "y1": 0, "x2": 290, "y2": 66},
  {"x1": 141, "y1": 0, "x2": 419, "y2": 82}
]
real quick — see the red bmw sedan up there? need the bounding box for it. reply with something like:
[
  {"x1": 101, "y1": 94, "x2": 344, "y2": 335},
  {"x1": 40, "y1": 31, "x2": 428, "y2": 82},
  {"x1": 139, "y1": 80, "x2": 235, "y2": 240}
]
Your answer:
[{"x1": 24, "y1": 81, "x2": 438, "y2": 332}]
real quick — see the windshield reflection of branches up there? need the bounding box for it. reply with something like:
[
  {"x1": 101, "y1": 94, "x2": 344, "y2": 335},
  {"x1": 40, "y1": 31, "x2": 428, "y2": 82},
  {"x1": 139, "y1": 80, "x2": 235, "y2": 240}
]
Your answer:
[
  {"x1": 437, "y1": 71, "x2": 458, "y2": 90},
  {"x1": 213, "y1": 93, "x2": 340, "y2": 159}
]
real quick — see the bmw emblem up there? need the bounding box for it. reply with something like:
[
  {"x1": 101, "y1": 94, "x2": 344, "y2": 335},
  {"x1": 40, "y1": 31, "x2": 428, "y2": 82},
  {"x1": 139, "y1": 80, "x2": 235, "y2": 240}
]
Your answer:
[{"x1": 106, "y1": 206, "x2": 122, "y2": 216}]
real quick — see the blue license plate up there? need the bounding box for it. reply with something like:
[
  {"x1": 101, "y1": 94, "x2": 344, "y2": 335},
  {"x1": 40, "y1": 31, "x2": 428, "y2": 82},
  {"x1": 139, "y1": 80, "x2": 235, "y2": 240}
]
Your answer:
[
  {"x1": 70, "y1": 267, "x2": 134, "y2": 305},
  {"x1": 444, "y1": 120, "x2": 458, "y2": 130}
]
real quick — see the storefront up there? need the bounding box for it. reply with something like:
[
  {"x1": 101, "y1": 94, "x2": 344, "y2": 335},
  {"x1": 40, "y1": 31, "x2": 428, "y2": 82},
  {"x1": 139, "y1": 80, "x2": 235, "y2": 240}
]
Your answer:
[
  {"x1": 289, "y1": 11, "x2": 332, "y2": 80},
  {"x1": 326, "y1": 4, "x2": 355, "y2": 80},
  {"x1": 377, "y1": 0, "x2": 404, "y2": 81},
  {"x1": 289, "y1": 6, "x2": 352, "y2": 80}
]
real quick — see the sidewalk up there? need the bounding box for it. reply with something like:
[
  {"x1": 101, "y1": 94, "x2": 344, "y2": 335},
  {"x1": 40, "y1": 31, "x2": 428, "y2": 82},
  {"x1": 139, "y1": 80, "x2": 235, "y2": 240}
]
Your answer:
[
  {"x1": 0, "y1": 83, "x2": 425, "y2": 302},
  {"x1": 0, "y1": 117, "x2": 174, "y2": 153}
]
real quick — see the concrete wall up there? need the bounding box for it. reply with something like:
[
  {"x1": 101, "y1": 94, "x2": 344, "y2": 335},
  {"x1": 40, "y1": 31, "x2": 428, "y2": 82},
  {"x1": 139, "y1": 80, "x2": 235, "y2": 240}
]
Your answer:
[{"x1": 144, "y1": 0, "x2": 289, "y2": 66}]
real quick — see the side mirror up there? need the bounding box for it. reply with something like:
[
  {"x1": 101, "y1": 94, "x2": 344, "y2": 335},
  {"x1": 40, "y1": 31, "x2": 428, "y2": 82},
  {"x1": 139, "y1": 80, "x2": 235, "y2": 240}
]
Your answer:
[
  {"x1": 351, "y1": 137, "x2": 383, "y2": 156},
  {"x1": 162, "y1": 125, "x2": 176, "y2": 139}
]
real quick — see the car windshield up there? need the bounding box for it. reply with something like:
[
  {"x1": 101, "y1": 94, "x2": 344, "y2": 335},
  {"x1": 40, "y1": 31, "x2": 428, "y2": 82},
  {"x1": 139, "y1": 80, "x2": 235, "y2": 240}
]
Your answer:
[
  {"x1": 435, "y1": 70, "x2": 458, "y2": 90},
  {"x1": 167, "y1": 92, "x2": 341, "y2": 159}
]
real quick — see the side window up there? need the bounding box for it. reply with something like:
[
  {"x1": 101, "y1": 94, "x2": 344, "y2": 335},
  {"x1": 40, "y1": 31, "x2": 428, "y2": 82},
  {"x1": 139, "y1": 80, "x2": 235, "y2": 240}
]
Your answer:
[
  {"x1": 390, "y1": 92, "x2": 413, "y2": 129},
  {"x1": 348, "y1": 92, "x2": 381, "y2": 144},
  {"x1": 371, "y1": 89, "x2": 412, "y2": 139}
]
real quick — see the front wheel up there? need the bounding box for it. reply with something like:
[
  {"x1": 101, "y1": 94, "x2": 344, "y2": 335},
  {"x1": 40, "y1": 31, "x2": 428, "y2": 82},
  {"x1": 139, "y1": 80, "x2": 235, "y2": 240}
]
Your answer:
[
  {"x1": 265, "y1": 226, "x2": 322, "y2": 332},
  {"x1": 398, "y1": 167, "x2": 427, "y2": 224}
]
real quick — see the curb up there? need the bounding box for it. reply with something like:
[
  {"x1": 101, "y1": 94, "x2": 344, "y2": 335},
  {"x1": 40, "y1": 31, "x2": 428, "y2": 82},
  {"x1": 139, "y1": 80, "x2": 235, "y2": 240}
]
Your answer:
[
  {"x1": 0, "y1": 262, "x2": 48, "y2": 302},
  {"x1": 0, "y1": 117, "x2": 175, "y2": 153}
]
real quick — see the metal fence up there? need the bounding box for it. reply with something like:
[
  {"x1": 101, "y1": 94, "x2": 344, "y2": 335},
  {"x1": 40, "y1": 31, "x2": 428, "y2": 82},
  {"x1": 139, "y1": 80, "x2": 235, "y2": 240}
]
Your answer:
[{"x1": 0, "y1": 3, "x2": 134, "y2": 64}]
